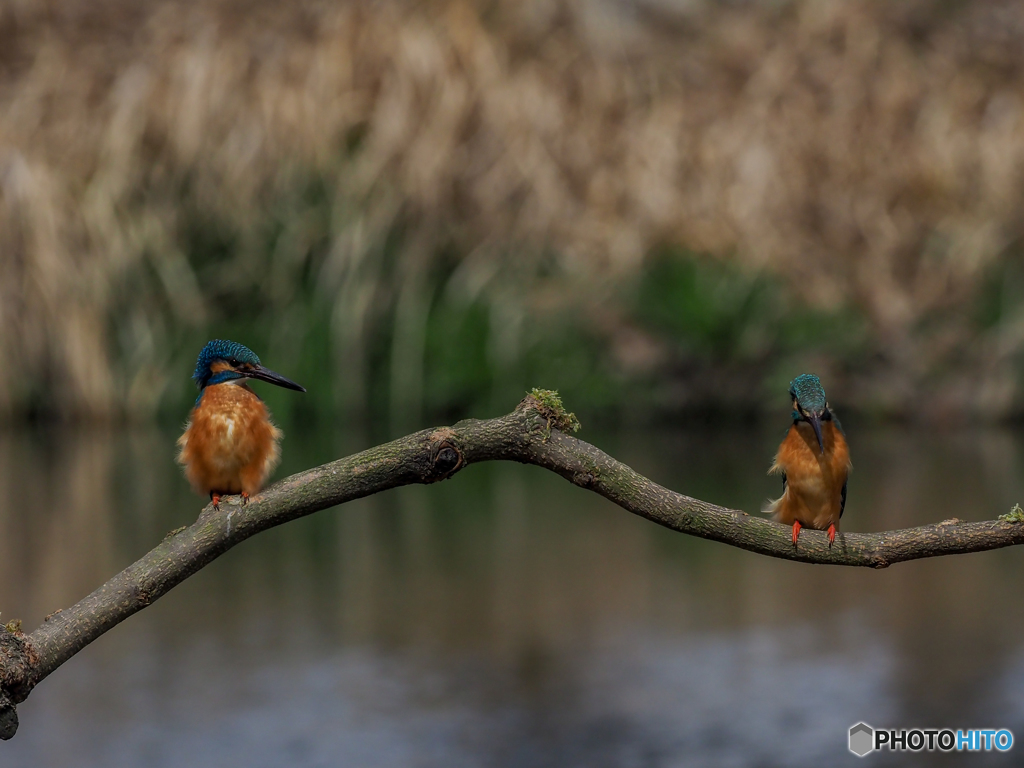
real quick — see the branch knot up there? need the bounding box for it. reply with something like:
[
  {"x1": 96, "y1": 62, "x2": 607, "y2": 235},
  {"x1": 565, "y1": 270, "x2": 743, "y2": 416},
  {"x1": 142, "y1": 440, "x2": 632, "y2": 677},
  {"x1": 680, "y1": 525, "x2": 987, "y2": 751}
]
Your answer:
[{"x1": 426, "y1": 429, "x2": 464, "y2": 482}]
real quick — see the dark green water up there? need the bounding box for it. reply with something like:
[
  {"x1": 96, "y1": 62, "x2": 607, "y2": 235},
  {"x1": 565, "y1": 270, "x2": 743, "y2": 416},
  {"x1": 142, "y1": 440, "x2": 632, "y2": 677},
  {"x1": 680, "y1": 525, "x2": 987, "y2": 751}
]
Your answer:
[{"x1": 2, "y1": 421, "x2": 1024, "y2": 766}]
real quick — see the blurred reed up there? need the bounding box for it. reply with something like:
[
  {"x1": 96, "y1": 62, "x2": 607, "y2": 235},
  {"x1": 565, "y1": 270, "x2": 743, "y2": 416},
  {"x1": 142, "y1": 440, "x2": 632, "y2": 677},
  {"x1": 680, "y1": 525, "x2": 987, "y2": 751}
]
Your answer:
[{"x1": 2, "y1": 0, "x2": 1024, "y2": 423}]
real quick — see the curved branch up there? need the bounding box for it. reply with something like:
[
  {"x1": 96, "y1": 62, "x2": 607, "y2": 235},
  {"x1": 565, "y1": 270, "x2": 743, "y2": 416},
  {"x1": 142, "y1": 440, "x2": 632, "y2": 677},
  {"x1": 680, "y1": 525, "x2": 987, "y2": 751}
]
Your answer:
[{"x1": 2, "y1": 392, "x2": 1023, "y2": 739}]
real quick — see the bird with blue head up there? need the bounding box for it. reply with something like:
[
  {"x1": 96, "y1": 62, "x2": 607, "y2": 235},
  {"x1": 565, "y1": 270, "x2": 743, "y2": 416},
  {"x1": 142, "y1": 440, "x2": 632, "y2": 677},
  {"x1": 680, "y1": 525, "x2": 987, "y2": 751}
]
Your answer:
[
  {"x1": 177, "y1": 340, "x2": 305, "y2": 510},
  {"x1": 765, "y1": 374, "x2": 851, "y2": 547}
]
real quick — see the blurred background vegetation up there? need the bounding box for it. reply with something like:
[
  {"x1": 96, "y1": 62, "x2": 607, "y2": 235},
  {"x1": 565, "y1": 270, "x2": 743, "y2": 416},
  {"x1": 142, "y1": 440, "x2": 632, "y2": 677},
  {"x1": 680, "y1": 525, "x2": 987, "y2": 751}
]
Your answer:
[{"x1": 3, "y1": 0, "x2": 1024, "y2": 428}]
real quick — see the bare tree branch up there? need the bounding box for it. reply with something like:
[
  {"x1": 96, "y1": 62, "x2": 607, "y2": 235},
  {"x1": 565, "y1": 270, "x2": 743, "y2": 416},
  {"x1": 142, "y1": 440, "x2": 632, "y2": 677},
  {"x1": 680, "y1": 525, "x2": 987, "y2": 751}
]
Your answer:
[{"x1": 2, "y1": 391, "x2": 1023, "y2": 739}]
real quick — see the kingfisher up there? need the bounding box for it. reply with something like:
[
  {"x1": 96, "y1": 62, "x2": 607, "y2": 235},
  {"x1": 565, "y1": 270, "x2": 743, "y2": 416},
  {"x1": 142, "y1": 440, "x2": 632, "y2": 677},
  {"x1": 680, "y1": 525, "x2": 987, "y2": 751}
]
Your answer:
[
  {"x1": 177, "y1": 340, "x2": 305, "y2": 510},
  {"x1": 765, "y1": 374, "x2": 851, "y2": 547}
]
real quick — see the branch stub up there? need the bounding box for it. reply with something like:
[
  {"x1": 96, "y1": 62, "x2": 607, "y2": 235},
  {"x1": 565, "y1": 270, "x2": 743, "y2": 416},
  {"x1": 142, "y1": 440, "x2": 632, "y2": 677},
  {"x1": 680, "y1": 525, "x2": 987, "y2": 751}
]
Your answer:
[{"x1": 0, "y1": 692, "x2": 17, "y2": 740}]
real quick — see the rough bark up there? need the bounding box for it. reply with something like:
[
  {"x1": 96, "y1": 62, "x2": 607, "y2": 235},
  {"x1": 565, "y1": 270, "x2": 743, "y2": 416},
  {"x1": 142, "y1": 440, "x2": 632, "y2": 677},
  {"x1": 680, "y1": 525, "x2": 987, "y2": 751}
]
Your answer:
[{"x1": 2, "y1": 392, "x2": 1023, "y2": 739}]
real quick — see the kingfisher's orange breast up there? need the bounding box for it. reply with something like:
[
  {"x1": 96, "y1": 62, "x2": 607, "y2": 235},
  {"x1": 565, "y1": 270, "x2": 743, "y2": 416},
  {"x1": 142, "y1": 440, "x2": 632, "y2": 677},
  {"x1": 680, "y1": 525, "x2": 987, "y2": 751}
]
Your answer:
[
  {"x1": 767, "y1": 420, "x2": 850, "y2": 530},
  {"x1": 177, "y1": 383, "x2": 282, "y2": 498}
]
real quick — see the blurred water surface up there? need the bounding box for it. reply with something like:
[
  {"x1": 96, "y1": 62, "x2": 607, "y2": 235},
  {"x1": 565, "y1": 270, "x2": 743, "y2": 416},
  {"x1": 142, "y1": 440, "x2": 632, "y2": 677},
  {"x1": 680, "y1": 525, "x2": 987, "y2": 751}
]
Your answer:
[{"x1": 2, "y1": 420, "x2": 1024, "y2": 767}]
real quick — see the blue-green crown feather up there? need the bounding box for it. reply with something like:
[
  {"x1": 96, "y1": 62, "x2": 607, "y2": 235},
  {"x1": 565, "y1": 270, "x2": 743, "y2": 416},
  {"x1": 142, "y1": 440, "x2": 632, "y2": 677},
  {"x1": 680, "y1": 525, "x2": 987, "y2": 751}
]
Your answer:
[
  {"x1": 193, "y1": 340, "x2": 260, "y2": 388},
  {"x1": 789, "y1": 373, "x2": 827, "y2": 412}
]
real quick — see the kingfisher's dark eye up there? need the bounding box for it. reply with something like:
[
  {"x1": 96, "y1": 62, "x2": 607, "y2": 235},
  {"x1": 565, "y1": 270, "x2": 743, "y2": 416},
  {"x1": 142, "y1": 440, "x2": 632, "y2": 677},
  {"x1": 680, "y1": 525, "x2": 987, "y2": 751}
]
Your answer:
[{"x1": 227, "y1": 358, "x2": 239, "y2": 366}]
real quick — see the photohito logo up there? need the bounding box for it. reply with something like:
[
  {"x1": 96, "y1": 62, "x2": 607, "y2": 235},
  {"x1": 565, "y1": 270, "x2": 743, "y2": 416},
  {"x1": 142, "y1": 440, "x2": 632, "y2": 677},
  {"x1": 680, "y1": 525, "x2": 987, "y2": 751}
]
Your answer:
[
  {"x1": 848, "y1": 723, "x2": 1013, "y2": 757},
  {"x1": 849, "y1": 723, "x2": 873, "y2": 757}
]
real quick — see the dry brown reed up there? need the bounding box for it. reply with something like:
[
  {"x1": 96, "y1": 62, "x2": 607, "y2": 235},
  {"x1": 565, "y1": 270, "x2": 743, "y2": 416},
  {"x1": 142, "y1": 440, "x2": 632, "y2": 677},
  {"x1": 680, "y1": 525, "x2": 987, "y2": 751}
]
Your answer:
[{"x1": 3, "y1": 0, "x2": 1024, "y2": 419}]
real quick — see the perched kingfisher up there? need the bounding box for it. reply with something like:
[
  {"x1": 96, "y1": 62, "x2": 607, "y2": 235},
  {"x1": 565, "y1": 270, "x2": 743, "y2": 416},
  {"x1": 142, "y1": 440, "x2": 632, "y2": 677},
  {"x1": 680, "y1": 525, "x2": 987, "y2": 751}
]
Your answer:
[
  {"x1": 177, "y1": 340, "x2": 305, "y2": 510},
  {"x1": 765, "y1": 374, "x2": 851, "y2": 547}
]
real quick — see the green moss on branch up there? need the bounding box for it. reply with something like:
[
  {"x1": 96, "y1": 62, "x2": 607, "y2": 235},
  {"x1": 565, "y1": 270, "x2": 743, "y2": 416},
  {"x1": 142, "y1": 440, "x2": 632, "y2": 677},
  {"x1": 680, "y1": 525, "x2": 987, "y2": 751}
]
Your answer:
[
  {"x1": 1000, "y1": 504, "x2": 1024, "y2": 523},
  {"x1": 526, "y1": 388, "x2": 581, "y2": 434}
]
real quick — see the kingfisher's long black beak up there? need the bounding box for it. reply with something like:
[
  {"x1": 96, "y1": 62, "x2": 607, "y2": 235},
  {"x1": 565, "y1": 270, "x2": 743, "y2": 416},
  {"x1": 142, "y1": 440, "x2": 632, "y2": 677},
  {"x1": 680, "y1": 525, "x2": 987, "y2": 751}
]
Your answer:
[
  {"x1": 245, "y1": 365, "x2": 306, "y2": 392},
  {"x1": 807, "y1": 412, "x2": 825, "y2": 455}
]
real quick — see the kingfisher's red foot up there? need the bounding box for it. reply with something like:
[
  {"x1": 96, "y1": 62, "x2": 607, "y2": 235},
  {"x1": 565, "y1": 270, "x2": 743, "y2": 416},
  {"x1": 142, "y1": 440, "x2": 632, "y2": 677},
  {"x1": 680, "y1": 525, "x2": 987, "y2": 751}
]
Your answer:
[
  {"x1": 211, "y1": 493, "x2": 221, "y2": 511},
  {"x1": 241, "y1": 492, "x2": 249, "y2": 505},
  {"x1": 791, "y1": 520, "x2": 802, "y2": 545},
  {"x1": 828, "y1": 523, "x2": 836, "y2": 548}
]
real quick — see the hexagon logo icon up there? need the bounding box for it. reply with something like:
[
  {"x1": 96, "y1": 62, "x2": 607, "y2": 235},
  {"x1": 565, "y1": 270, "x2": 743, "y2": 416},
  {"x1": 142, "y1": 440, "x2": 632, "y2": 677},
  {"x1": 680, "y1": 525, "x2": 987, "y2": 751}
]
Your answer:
[{"x1": 849, "y1": 722, "x2": 874, "y2": 757}]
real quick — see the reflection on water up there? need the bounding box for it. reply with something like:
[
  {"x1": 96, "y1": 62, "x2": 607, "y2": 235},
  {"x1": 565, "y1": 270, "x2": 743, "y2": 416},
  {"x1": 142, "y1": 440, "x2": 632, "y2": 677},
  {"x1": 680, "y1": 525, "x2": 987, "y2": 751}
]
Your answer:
[{"x1": 2, "y1": 421, "x2": 1024, "y2": 766}]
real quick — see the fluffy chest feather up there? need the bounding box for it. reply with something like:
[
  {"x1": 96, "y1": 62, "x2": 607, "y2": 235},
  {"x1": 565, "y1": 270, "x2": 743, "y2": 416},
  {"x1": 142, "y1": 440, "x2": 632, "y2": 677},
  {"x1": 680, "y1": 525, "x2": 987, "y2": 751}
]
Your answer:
[
  {"x1": 191, "y1": 384, "x2": 268, "y2": 462},
  {"x1": 177, "y1": 382, "x2": 283, "y2": 496},
  {"x1": 769, "y1": 420, "x2": 851, "y2": 528}
]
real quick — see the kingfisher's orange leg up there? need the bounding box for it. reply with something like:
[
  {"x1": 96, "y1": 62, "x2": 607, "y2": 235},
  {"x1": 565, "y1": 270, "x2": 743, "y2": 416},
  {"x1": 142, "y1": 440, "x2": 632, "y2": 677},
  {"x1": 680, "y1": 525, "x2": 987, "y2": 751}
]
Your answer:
[
  {"x1": 241, "y1": 492, "x2": 249, "y2": 505},
  {"x1": 210, "y1": 493, "x2": 221, "y2": 511},
  {"x1": 791, "y1": 520, "x2": 802, "y2": 545},
  {"x1": 828, "y1": 523, "x2": 836, "y2": 548}
]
